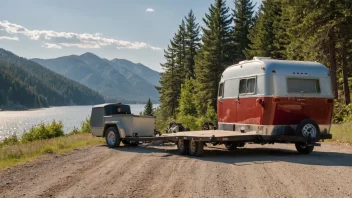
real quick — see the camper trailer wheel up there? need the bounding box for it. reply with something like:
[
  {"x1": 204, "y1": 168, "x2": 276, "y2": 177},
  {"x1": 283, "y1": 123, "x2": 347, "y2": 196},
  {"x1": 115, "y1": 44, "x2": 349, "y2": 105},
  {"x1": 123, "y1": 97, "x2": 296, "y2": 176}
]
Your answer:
[
  {"x1": 105, "y1": 127, "x2": 121, "y2": 148},
  {"x1": 224, "y1": 142, "x2": 239, "y2": 150},
  {"x1": 296, "y1": 119, "x2": 320, "y2": 140},
  {"x1": 177, "y1": 139, "x2": 189, "y2": 155},
  {"x1": 188, "y1": 140, "x2": 204, "y2": 157}
]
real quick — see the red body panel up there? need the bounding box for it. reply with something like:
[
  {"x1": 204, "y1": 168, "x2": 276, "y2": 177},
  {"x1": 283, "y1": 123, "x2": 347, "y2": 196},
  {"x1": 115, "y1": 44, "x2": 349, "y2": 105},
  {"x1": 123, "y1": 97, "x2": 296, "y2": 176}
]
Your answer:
[{"x1": 218, "y1": 97, "x2": 333, "y2": 125}]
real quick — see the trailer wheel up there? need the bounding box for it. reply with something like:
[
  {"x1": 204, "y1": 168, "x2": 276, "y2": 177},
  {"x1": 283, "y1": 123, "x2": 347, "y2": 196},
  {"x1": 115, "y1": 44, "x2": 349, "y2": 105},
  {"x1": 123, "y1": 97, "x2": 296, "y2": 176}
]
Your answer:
[
  {"x1": 295, "y1": 143, "x2": 314, "y2": 154},
  {"x1": 105, "y1": 127, "x2": 121, "y2": 148},
  {"x1": 294, "y1": 119, "x2": 319, "y2": 154},
  {"x1": 295, "y1": 119, "x2": 320, "y2": 140},
  {"x1": 188, "y1": 140, "x2": 204, "y2": 157},
  {"x1": 177, "y1": 139, "x2": 189, "y2": 155},
  {"x1": 224, "y1": 142, "x2": 238, "y2": 150}
]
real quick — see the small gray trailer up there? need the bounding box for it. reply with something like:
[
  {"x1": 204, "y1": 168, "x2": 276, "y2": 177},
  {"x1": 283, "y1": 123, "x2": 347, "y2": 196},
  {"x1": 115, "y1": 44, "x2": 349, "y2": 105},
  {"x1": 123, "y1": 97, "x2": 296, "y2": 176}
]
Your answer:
[{"x1": 90, "y1": 103, "x2": 331, "y2": 157}]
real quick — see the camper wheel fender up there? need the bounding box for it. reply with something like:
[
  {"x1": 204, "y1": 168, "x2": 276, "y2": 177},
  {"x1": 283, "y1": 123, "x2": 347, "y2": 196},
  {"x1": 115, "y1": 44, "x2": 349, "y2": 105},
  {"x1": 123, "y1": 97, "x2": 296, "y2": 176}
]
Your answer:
[{"x1": 103, "y1": 121, "x2": 126, "y2": 139}]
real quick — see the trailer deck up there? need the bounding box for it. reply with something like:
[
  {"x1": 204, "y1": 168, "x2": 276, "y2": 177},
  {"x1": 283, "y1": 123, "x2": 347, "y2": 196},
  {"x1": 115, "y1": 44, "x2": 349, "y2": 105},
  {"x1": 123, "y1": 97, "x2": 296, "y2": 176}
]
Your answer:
[{"x1": 125, "y1": 130, "x2": 320, "y2": 144}]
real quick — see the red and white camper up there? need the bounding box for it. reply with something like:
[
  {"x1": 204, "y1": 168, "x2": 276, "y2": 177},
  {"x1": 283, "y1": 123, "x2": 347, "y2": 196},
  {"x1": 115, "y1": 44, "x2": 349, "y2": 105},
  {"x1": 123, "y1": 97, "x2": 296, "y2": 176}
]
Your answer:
[{"x1": 217, "y1": 57, "x2": 333, "y2": 142}]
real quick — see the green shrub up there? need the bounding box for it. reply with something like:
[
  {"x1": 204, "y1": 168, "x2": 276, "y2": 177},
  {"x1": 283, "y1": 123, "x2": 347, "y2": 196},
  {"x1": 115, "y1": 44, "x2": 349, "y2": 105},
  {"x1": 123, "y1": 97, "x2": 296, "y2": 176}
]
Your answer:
[
  {"x1": 333, "y1": 101, "x2": 352, "y2": 123},
  {"x1": 22, "y1": 120, "x2": 64, "y2": 142},
  {"x1": 176, "y1": 114, "x2": 198, "y2": 131},
  {"x1": 0, "y1": 134, "x2": 19, "y2": 146},
  {"x1": 68, "y1": 127, "x2": 81, "y2": 135},
  {"x1": 80, "y1": 116, "x2": 91, "y2": 133}
]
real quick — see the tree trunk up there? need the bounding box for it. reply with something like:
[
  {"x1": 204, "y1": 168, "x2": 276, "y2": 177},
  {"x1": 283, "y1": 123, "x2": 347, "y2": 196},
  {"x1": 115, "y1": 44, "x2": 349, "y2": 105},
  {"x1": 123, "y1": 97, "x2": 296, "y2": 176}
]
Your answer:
[
  {"x1": 328, "y1": 29, "x2": 338, "y2": 99},
  {"x1": 342, "y1": 41, "x2": 350, "y2": 105}
]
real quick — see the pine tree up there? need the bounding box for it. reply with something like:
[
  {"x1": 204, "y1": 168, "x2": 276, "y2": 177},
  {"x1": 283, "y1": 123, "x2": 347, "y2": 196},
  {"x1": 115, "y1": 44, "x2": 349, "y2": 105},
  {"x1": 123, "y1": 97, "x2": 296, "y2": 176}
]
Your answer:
[
  {"x1": 194, "y1": 0, "x2": 233, "y2": 114},
  {"x1": 158, "y1": 18, "x2": 192, "y2": 118},
  {"x1": 172, "y1": 20, "x2": 187, "y2": 80},
  {"x1": 232, "y1": 0, "x2": 255, "y2": 62},
  {"x1": 143, "y1": 98, "x2": 154, "y2": 116},
  {"x1": 246, "y1": 0, "x2": 287, "y2": 59},
  {"x1": 184, "y1": 10, "x2": 201, "y2": 79},
  {"x1": 157, "y1": 45, "x2": 178, "y2": 118}
]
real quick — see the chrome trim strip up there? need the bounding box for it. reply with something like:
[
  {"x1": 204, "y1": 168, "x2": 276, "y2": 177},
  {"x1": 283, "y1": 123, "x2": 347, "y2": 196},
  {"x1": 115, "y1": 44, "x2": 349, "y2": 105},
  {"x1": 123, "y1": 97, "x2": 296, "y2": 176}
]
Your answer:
[{"x1": 218, "y1": 123, "x2": 331, "y2": 136}]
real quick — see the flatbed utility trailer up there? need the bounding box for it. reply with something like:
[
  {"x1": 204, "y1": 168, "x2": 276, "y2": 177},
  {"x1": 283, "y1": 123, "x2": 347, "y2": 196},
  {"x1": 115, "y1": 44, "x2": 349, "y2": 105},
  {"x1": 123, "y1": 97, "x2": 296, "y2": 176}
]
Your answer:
[{"x1": 121, "y1": 130, "x2": 327, "y2": 157}]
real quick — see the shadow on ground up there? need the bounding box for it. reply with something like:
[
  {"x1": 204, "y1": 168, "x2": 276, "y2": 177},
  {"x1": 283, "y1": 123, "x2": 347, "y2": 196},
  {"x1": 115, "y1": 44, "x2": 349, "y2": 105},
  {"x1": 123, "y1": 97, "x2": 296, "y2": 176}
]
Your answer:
[{"x1": 100, "y1": 143, "x2": 352, "y2": 167}]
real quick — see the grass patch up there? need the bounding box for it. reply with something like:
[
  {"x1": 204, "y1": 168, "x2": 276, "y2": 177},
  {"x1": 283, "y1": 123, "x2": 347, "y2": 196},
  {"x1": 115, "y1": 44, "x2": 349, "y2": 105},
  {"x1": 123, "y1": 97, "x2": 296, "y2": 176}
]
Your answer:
[
  {"x1": 0, "y1": 133, "x2": 104, "y2": 169},
  {"x1": 328, "y1": 123, "x2": 352, "y2": 144}
]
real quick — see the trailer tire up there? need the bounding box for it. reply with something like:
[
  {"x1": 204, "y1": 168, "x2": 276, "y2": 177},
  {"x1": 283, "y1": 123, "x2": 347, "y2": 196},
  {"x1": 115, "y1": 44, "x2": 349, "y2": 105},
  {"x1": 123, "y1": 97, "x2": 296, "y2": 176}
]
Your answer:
[
  {"x1": 224, "y1": 142, "x2": 238, "y2": 150},
  {"x1": 295, "y1": 119, "x2": 320, "y2": 140},
  {"x1": 295, "y1": 143, "x2": 314, "y2": 154},
  {"x1": 177, "y1": 139, "x2": 189, "y2": 155},
  {"x1": 105, "y1": 127, "x2": 121, "y2": 148},
  {"x1": 294, "y1": 119, "x2": 319, "y2": 154},
  {"x1": 188, "y1": 140, "x2": 204, "y2": 157}
]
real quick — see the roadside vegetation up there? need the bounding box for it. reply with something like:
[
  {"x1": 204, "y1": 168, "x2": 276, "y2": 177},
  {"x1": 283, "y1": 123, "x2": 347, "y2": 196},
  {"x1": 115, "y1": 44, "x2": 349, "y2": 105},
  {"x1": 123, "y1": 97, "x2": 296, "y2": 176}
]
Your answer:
[
  {"x1": 0, "y1": 117, "x2": 103, "y2": 169},
  {"x1": 329, "y1": 124, "x2": 352, "y2": 145}
]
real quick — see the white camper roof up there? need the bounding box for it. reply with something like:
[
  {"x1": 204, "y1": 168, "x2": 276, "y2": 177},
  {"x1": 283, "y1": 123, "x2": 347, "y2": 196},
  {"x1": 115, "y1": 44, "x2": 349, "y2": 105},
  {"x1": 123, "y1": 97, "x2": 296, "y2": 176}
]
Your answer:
[{"x1": 222, "y1": 57, "x2": 329, "y2": 80}]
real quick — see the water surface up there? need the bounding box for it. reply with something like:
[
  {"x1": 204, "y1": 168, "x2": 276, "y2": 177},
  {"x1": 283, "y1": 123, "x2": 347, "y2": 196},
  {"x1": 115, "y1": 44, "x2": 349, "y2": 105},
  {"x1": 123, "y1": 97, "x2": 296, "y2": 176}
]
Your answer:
[{"x1": 0, "y1": 104, "x2": 157, "y2": 140}]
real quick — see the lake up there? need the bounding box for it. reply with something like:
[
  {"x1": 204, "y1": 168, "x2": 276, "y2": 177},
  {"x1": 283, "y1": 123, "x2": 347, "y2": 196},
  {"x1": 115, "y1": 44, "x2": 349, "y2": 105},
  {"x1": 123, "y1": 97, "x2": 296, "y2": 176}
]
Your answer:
[{"x1": 0, "y1": 104, "x2": 158, "y2": 141}]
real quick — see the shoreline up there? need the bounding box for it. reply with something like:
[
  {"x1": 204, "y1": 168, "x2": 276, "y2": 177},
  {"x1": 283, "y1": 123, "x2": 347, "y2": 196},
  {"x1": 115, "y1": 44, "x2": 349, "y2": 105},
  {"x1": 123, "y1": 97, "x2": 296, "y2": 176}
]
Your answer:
[{"x1": 0, "y1": 103, "x2": 160, "y2": 112}]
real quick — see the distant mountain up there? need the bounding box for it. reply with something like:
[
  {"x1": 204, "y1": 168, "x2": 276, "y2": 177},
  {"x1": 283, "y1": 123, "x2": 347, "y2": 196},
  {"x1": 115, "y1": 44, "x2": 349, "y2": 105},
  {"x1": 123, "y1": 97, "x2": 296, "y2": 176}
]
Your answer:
[
  {"x1": 0, "y1": 48, "x2": 105, "y2": 109},
  {"x1": 32, "y1": 52, "x2": 160, "y2": 103}
]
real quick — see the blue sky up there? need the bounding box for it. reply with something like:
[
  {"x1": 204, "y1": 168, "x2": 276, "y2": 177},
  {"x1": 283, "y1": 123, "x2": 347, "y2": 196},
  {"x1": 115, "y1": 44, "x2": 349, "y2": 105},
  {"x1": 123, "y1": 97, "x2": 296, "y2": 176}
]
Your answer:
[{"x1": 0, "y1": 0, "x2": 261, "y2": 71}]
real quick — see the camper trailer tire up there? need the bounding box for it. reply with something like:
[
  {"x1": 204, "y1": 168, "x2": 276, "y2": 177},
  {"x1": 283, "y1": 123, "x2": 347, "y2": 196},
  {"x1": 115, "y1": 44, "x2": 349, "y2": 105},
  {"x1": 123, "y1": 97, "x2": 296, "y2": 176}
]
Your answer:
[
  {"x1": 177, "y1": 139, "x2": 189, "y2": 155},
  {"x1": 105, "y1": 127, "x2": 121, "y2": 148},
  {"x1": 296, "y1": 119, "x2": 320, "y2": 140},
  {"x1": 188, "y1": 140, "x2": 204, "y2": 157}
]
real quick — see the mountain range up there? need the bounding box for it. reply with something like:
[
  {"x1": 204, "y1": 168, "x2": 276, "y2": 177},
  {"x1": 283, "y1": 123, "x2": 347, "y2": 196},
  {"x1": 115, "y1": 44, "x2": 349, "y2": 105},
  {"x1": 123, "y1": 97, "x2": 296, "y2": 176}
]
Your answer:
[
  {"x1": 0, "y1": 48, "x2": 105, "y2": 110},
  {"x1": 32, "y1": 52, "x2": 160, "y2": 103}
]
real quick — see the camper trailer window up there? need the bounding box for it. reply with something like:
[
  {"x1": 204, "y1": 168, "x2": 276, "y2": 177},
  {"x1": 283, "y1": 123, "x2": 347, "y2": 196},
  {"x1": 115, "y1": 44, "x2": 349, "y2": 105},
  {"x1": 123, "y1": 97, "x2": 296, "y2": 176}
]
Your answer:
[
  {"x1": 218, "y1": 83, "x2": 224, "y2": 97},
  {"x1": 239, "y1": 79, "x2": 247, "y2": 94},
  {"x1": 239, "y1": 78, "x2": 256, "y2": 94},
  {"x1": 287, "y1": 78, "x2": 321, "y2": 94},
  {"x1": 247, "y1": 78, "x2": 255, "y2": 93}
]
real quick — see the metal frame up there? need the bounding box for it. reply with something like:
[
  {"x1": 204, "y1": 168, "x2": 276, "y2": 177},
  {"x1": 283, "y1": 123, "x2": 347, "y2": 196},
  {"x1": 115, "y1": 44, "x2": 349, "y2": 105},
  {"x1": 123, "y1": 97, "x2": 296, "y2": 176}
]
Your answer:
[{"x1": 124, "y1": 133, "x2": 332, "y2": 145}]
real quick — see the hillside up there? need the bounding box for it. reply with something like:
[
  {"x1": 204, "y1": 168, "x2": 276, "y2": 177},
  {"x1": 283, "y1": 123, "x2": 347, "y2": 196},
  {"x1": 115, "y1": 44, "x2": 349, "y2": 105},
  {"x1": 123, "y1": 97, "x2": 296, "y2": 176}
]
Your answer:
[
  {"x1": 32, "y1": 53, "x2": 160, "y2": 103},
  {"x1": 0, "y1": 48, "x2": 105, "y2": 109}
]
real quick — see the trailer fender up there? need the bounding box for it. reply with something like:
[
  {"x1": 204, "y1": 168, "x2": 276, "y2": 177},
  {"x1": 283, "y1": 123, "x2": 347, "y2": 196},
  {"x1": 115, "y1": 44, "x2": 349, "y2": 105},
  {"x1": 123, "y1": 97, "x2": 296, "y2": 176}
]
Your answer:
[{"x1": 103, "y1": 121, "x2": 126, "y2": 138}]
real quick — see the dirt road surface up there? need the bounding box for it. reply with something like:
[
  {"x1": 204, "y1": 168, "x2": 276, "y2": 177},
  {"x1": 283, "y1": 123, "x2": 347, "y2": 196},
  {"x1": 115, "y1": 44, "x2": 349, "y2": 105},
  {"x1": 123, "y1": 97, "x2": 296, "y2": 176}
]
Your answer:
[{"x1": 1, "y1": 142, "x2": 352, "y2": 198}]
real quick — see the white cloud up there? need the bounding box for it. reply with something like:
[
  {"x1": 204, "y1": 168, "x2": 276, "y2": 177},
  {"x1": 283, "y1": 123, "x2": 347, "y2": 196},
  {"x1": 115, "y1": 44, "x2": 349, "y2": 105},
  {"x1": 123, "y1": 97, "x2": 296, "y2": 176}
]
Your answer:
[
  {"x1": 148, "y1": 45, "x2": 162, "y2": 51},
  {"x1": 0, "y1": 20, "x2": 161, "y2": 50},
  {"x1": 0, "y1": 36, "x2": 19, "y2": 41},
  {"x1": 146, "y1": 8, "x2": 155, "y2": 12},
  {"x1": 41, "y1": 42, "x2": 62, "y2": 49}
]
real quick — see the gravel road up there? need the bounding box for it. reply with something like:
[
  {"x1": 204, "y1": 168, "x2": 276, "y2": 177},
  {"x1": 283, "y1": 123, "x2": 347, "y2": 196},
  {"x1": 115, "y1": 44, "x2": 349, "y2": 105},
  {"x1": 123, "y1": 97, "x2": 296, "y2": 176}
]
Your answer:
[{"x1": 1, "y1": 142, "x2": 352, "y2": 198}]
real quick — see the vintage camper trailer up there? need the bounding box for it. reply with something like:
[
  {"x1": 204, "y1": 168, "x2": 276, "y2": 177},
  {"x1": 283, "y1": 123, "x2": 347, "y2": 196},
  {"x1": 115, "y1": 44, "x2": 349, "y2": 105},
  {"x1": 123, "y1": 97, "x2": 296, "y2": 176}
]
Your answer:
[{"x1": 217, "y1": 57, "x2": 333, "y2": 145}]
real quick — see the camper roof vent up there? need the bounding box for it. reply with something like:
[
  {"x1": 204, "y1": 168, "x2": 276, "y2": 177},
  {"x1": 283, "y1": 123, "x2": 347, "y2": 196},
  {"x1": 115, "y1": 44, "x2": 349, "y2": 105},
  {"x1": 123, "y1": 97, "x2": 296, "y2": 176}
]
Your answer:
[{"x1": 253, "y1": 56, "x2": 271, "y2": 60}]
